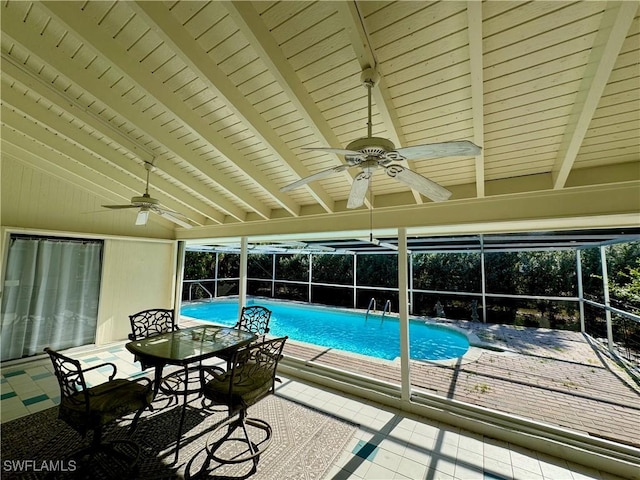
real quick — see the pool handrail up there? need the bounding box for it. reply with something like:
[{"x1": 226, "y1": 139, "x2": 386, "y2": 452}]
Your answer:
[
  {"x1": 188, "y1": 281, "x2": 213, "y2": 301},
  {"x1": 365, "y1": 298, "x2": 376, "y2": 320},
  {"x1": 381, "y1": 300, "x2": 392, "y2": 321}
]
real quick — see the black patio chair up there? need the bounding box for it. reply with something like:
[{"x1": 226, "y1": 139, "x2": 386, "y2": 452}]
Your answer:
[
  {"x1": 235, "y1": 305, "x2": 271, "y2": 338},
  {"x1": 218, "y1": 305, "x2": 272, "y2": 368},
  {"x1": 128, "y1": 308, "x2": 177, "y2": 348},
  {"x1": 190, "y1": 336, "x2": 288, "y2": 476},
  {"x1": 128, "y1": 308, "x2": 200, "y2": 399},
  {"x1": 44, "y1": 347, "x2": 152, "y2": 475}
]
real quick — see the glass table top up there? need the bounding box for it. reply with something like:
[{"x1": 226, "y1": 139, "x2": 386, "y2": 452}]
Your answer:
[{"x1": 125, "y1": 325, "x2": 256, "y2": 365}]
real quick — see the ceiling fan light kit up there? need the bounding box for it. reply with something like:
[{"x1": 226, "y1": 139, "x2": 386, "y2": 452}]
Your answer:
[
  {"x1": 135, "y1": 208, "x2": 150, "y2": 226},
  {"x1": 281, "y1": 67, "x2": 482, "y2": 209}
]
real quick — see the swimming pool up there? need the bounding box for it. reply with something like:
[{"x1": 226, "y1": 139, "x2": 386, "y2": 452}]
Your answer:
[{"x1": 181, "y1": 299, "x2": 470, "y2": 361}]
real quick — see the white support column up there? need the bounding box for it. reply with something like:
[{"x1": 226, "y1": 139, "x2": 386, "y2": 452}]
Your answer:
[
  {"x1": 214, "y1": 252, "x2": 219, "y2": 297},
  {"x1": 238, "y1": 237, "x2": 248, "y2": 318},
  {"x1": 174, "y1": 241, "x2": 186, "y2": 319},
  {"x1": 409, "y1": 252, "x2": 414, "y2": 315},
  {"x1": 353, "y1": 254, "x2": 358, "y2": 308},
  {"x1": 308, "y1": 253, "x2": 313, "y2": 303},
  {"x1": 398, "y1": 228, "x2": 411, "y2": 402},
  {"x1": 600, "y1": 246, "x2": 614, "y2": 351},
  {"x1": 480, "y1": 234, "x2": 487, "y2": 323},
  {"x1": 576, "y1": 249, "x2": 585, "y2": 333},
  {"x1": 271, "y1": 253, "x2": 276, "y2": 298}
]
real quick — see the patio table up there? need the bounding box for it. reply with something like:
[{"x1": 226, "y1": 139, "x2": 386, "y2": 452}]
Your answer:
[{"x1": 125, "y1": 325, "x2": 257, "y2": 463}]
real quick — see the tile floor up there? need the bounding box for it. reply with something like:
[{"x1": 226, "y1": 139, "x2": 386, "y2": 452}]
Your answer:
[{"x1": 0, "y1": 343, "x2": 629, "y2": 480}]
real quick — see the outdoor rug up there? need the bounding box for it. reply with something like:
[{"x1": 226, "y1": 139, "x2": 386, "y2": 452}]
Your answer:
[{"x1": 1, "y1": 394, "x2": 357, "y2": 479}]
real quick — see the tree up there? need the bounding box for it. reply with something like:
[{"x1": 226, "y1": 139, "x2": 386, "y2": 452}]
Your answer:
[
  {"x1": 184, "y1": 251, "x2": 215, "y2": 280},
  {"x1": 580, "y1": 247, "x2": 604, "y2": 301},
  {"x1": 606, "y1": 242, "x2": 640, "y2": 313},
  {"x1": 356, "y1": 254, "x2": 397, "y2": 288},
  {"x1": 413, "y1": 252, "x2": 481, "y2": 292},
  {"x1": 217, "y1": 253, "x2": 240, "y2": 278},
  {"x1": 312, "y1": 254, "x2": 353, "y2": 284},
  {"x1": 276, "y1": 254, "x2": 309, "y2": 282},
  {"x1": 485, "y1": 252, "x2": 520, "y2": 294},
  {"x1": 248, "y1": 254, "x2": 272, "y2": 279},
  {"x1": 517, "y1": 251, "x2": 576, "y2": 297}
]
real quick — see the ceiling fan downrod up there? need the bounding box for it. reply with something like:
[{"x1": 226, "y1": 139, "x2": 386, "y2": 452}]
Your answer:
[
  {"x1": 361, "y1": 67, "x2": 379, "y2": 140},
  {"x1": 143, "y1": 161, "x2": 154, "y2": 196},
  {"x1": 344, "y1": 67, "x2": 395, "y2": 156}
]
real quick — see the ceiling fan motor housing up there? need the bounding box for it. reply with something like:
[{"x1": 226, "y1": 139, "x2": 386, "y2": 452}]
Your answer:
[
  {"x1": 345, "y1": 137, "x2": 396, "y2": 165},
  {"x1": 131, "y1": 193, "x2": 159, "y2": 207}
]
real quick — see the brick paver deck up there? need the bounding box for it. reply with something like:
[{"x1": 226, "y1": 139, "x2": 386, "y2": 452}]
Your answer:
[{"x1": 281, "y1": 322, "x2": 640, "y2": 449}]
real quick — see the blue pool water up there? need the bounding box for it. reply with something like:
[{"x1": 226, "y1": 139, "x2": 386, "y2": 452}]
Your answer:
[{"x1": 181, "y1": 299, "x2": 469, "y2": 361}]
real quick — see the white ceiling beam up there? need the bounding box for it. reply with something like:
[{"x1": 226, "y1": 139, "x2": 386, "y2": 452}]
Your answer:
[
  {"x1": 336, "y1": 1, "x2": 423, "y2": 206},
  {"x1": 38, "y1": 1, "x2": 277, "y2": 221},
  {"x1": 2, "y1": 6, "x2": 250, "y2": 222},
  {"x1": 336, "y1": 2, "x2": 403, "y2": 147},
  {"x1": 2, "y1": 131, "x2": 134, "y2": 201},
  {"x1": 1, "y1": 52, "x2": 158, "y2": 165},
  {"x1": 222, "y1": 1, "x2": 359, "y2": 193},
  {"x1": 2, "y1": 152, "x2": 180, "y2": 233},
  {"x1": 2, "y1": 69, "x2": 221, "y2": 225},
  {"x1": 467, "y1": 1, "x2": 485, "y2": 198},
  {"x1": 176, "y1": 181, "x2": 640, "y2": 242},
  {"x1": 551, "y1": 1, "x2": 638, "y2": 189},
  {"x1": 130, "y1": 1, "x2": 336, "y2": 213},
  {"x1": 2, "y1": 144, "x2": 180, "y2": 231},
  {"x1": 1, "y1": 105, "x2": 210, "y2": 227}
]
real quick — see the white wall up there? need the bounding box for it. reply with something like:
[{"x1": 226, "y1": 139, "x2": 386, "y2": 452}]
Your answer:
[{"x1": 96, "y1": 238, "x2": 177, "y2": 344}]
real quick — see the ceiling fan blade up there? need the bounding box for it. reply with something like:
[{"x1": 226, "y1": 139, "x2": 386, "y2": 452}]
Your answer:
[
  {"x1": 280, "y1": 164, "x2": 349, "y2": 192},
  {"x1": 135, "y1": 208, "x2": 150, "y2": 226},
  {"x1": 157, "y1": 210, "x2": 193, "y2": 229},
  {"x1": 102, "y1": 204, "x2": 137, "y2": 209},
  {"x1": 303, "y1": 147, "x2": 365, "y2": 159},
  {"x1": 347, "y1": 171, "x2": 372, "y2": 209},
  {"x1": 385, "y1": 165, "x2": 452, "y2": 202},
  {"x1": 368, "y1": 238, "x2": 399, "y2": 251},
  {"x1": 151, "y1": 204, "x2": 185, "y2": 216},
  {"x1": 392, "y1": 140, "x2": 481, "y2": 160}
]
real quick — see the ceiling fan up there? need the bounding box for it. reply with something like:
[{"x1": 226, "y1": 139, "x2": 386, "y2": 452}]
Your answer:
[
  {"x1": 280, "y1": 68, "x2": 482, "y2": 208},
  {"x1": 102, "y1": 161, "x2": 192, "y2": 228}
]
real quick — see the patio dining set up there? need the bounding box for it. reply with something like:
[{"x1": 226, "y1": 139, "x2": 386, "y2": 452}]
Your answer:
[{"x1": 43, "y1": 306, "x2": 286, "y2": 478}]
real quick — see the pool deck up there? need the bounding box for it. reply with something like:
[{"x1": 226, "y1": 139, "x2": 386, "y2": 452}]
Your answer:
[{"x1": 266, "y1": 318, "x2": 640, "y2": 450}]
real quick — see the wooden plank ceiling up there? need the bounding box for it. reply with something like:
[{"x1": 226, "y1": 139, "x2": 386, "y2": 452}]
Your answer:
[{"x1": 1, "y1": 1, "x2": 639, "y2": 232}]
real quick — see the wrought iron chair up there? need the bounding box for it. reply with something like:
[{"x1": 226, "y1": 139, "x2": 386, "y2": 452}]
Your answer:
[
  {"x1": 128, "y1": 308, "x2": 199, "y2": 399},
  {"x1": 192, "y1": 336, "x2": 287, "y2": 475},
  {"x1": 128, "y1": 309, "x2": 176, "y2": 352},
  {"x1": 44, "y1": 347, "x2": 152, "y2": 474},
  {"x1": 235, "y1": 305, "x2": 271, "y2": 338},
  {"x1": 218, "y1": 305, "x2": 272, "y2": 367}
]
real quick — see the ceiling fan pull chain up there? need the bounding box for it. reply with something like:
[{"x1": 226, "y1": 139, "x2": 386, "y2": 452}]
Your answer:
[
  {"x1": 369, "y1": 178, "x2": 374, "y2": 242},
  {"x1": 365, "y1": 77, "x2": 373, "y2": 139}
]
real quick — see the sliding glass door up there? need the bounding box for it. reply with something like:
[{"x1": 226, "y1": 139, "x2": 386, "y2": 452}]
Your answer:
[{"x1": 1, "y1": 235, "x2": 103, "y2": 361}]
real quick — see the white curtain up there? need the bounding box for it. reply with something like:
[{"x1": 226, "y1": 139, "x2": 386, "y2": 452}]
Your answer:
[{"x1": 1, "y1": 236, "x2": 102, "y2": 361}]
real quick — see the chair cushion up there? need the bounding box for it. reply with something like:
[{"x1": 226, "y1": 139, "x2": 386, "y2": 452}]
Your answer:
[
  {"x1": 202, "y1": 367, "x2": 272, "y2": 411},
  {"x1": 60, "y1": 379, "x2": 151, "y2": 430}
]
